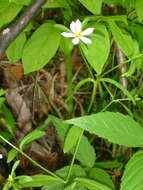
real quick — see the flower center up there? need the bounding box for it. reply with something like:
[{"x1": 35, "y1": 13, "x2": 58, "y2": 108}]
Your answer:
[{"x1": 74, "y1": 32, "x2": 82, "y2": 38}]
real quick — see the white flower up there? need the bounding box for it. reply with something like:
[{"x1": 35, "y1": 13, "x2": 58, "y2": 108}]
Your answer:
[
  {"x1": 0, "y1": 154, "x2": 3, "y2": 159},
  {"x1": 61, "y1": 19, "x2": 95, "y2": 45}
]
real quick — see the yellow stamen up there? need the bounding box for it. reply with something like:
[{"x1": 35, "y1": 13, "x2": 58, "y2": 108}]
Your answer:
[{"x1": 74, "y1": 33, "x2": 82, "y2": 38}]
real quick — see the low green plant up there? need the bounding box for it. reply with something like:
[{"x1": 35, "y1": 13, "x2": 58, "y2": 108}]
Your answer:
[{"x1": 1, "y1": 0, "x2": 143, "y2": 190}]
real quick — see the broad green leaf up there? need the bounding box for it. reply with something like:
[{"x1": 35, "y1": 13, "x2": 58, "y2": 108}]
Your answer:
[
  {"x1": 0, "y1": 2, "x2": 22, "y2": 29},
  {"x1": 64, "y1": 126, "x2": 83, "y2": 153},
  {"x1": 22, "y1": 22, "x2": 61, "y2": 74},
  {"x1": 66, "y1": 112, "x2": 143, "y2": 147},
  {"x1": 49, "y1": 115, "x2": 70, "y2": 142},
  {"x1": 75, "y1": 178, "x2": 112, "y2": 190},
  {"x1": 80, "y1": 23, "x2": 110, "y2": 75},
  {"x1": 78, "y1": 0, "x2": 102, "y2": 14},
  {"x1": 71, "y1": 136, "x2": 96, "y2": 167},
  {"x1": 120, "y1": 151, "x2": 143, "y2": 190},
  {"x1": 136, "y1": 0, "x2": 143, "y2": 21},
  {"x1": 108, "y1": 21, "x2": 135, "y2": 58},
  {"x1": 17, "y1": 175, "x2": 60, "y2": 187},
  {"x1": 7, "y1": 149, "x2": 18, "y2": 163},
  {"x1": 89, "y1": 168, "x2": 114, "y2": 189},
  {"x1": 55, "y1": 165, "x2": 86, "y2": 180},
  {"x1": 10, "y1": 0, "x2": 30, "y2": 5},
  {"x1": 95, "y1": 161, "x2": 121, "y2": 168},
  {"x1": 42, "y1": 182, "x2": 64, "y2": 190},
  {"x1": 6, "y1": 32, "x2": 26, "y2": 63},
  {"x1": 44, "y1": 0, "x2": 70, "y2": 10},
  {"x1": 19, "y1": 130, "x2": 46, "y2": 150}
]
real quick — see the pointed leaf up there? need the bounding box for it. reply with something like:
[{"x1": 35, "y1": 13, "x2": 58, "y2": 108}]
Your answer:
[
  {"x1": 66, "y1": 112, "x2": 143, "y2": 147},
  {"x1": 71, "y1": 136, "x2": 96, "y2": 167},
  {"x1": 78, "y1": 0, "x2": 102, "y2": 14},
  {"x1": 6, "y1": 32, "x2": 26, "y2": 63},
  {"x1": 108, "y1": 21, "x2": 135, "y2": 58},
  {"x1": 75, "y1": 178, "x2": 113, "y2": 190},
  {"x1": 64, "y1": 126, "x2": 83, "y2": 153},
  {"x1": 19, "y1": 130, "x2": 45, "y2": 150}
]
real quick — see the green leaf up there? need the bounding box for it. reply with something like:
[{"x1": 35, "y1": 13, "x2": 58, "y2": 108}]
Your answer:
[
  {"x1": 0, "y1": 2, "x2": 22, "y2": 29},
  {"x1": 44, "y1": 0, "x2": 70, "y2": 9},
  {"x1": 80, "y1": 23, "x2": 110, "y2": 75},
  {"x1": 120, "y1": 151, "x2": 143, "y2": 190},
  {"x1": 17, "y1": 175, "x2": 60, "y2": 187},
  {"x1": 7, "y1": 149, "x2": 18, "y2": 163},
  {"x1": 10, "y1": 0, "x2": 30, "y2": 5},
  {"x1": 49, "y1": 115, "x2": 70, "y2": 142},
  {"x1": 89, "y1": 168, "x2": 114, "y2": 189},
  {"x1": 11, "y1": 160, "x2": 20, "y2": 176},
  {"x1": 78, "y1": 0, "x2": 102, "y2": 14},
  {"x1": 94, "y1": 161, "x2": 121, "y2": 169},
  {"x1": 136, "y1": 0, "x2": 143, "y2": 21},
  {"x1": 0, "y1": 89, "x2": 6, "y2": 96},
  {"x1": 22, "y1": 22, "x2": 61, "y2": 74},
  {"x1": 6, "y1": 32, "x2": 26, "y2": 63},
  {"x1": 66, "y1": 112, "x2": 143, "y2": 147},
  {"x1": 108, "y1": 21, "x2": 135, "y2": 58},
  {"x1": 42, "y1": 182, "x2": 64, "y2": 190},
  {"x1": 55, "y1": 165, "x2": 86, "y2": 180},
  {"x1": 1, "y1": 104, "x2": 15, "y2": 133},
  {"x1": 64, "y1": 126, "x2": 83, "y2": 153},
  {"x1": 19, "y1": 130, "x2": 46, "y2": 150},
  {"x1": 71, "y1": 136, "x2": 96, "y2": 167},
  {"x1": 75, "y1": 178, "x2": 113, "y2": 190}
]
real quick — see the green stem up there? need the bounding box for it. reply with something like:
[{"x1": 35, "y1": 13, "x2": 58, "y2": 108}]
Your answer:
[
  {"x1": 66, "y1": 53, "x2": 73, "y2": 118},
  {"x1": 0, "y1": 135, "x2": 65, "y2": 183},
  {"x1": 87, "y1": 81, "x2": 97, "y2": 114},
  {"x1": 66, "y1": 129, "x2": 84, "y2": 182},
  {"x1": 79, "y1": 45, "x2": 95, "y2": 79},
  {"x1": 101, "y1": 53, "x2": 143, "y2": 77}
]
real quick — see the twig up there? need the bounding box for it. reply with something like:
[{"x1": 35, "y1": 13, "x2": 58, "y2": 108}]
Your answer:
[
  {"x1": 0, "y1": 0, "x2": 49, "y2": 58},
  {"x1": 116, "y1": 44, "x2": 128, "y2": 93}
]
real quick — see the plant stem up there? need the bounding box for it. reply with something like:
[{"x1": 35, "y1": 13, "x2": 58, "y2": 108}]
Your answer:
[
  {"x1": 79, "y1": 45, "x2": 95, "y2": 79},
  {"x1": 87, "y1": 81, "x2": 97, "y2": 113},
  {"x1": 0, "y1": 135, "x2": 65, "y2": 183},
  {"x1": 66, "y1": 129, "x2": 84, "y2": 182},
  {"x1": 101, "y1": 53, "x2": 143, "y2": 77}
]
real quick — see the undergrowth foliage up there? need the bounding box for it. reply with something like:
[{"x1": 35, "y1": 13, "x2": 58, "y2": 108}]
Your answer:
[{"x1": 0, "y1": 0, "x2": 143, "y2": 189}]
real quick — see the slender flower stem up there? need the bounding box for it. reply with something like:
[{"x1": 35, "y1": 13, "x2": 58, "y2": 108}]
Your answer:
[
  {"x1": 66, "y1": 53, "x2": 73, "y2": 118},
  {"x1": 79, "y1": 45, "x2": 95, "y2": 79},
  {"x1": 0, "y1": 135, "x2": 65, "y2": 183},
  {"x1": 66, "y1": 129, "x2": 84, "y2": 182}
]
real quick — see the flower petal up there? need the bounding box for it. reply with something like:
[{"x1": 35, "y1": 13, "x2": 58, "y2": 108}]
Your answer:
[
  {"x1": 80, "y1": 37, "x2": 92, "y2": 44},
  {"x1": 75, "y1": 19, "x2": 82, "y2": 33},
  {"x1": 72, "y1": 38, "x2": 79, "y2": 45},
  {"x1": 70, "y1": 21, "x2": 77, "y2": 33},
  {"x1": 61, "y1": 32, "x2": 74, "y2": 38},
  {"x1": 82, "y1": 28, "x2": 95, "y2": 35},
  {"x1": 0, "y1": 154, "x2": 3, "y2": 159}
]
